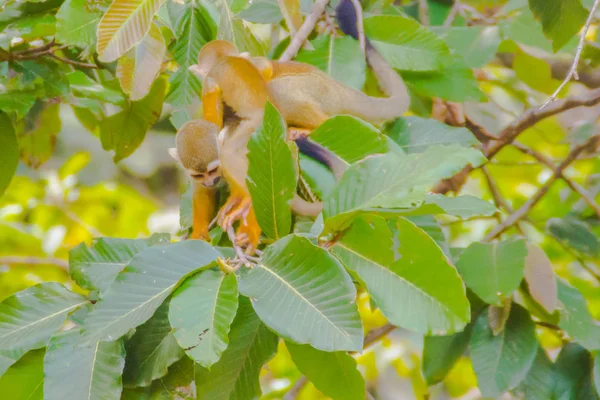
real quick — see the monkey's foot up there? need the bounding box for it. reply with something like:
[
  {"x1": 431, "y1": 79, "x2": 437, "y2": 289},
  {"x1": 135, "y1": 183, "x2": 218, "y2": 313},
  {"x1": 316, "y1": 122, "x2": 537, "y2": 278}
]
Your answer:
[
  {"x1": 287, "y1": 127, "x2": 312, "y2": 141},
  {"x1": 190, "y1": 229, "x2": 210, "y2": 242},
  {"x1": 217, "y1": 196, "x2": 251, "y2": 229},
  {"x1": 236, "y1": 222, "x2": 260, "y2": 255}
]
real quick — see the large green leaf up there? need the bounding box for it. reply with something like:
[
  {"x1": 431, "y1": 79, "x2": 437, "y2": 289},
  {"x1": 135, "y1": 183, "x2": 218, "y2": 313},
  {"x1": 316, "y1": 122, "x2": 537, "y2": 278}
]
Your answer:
[
  {"x1": 296, "y1": 35, "x2": 366, "y2": 90},
  {"x1": 166, "y1": 0, "x2": 215, "y2": 106},
  {"x1": 0, "y1": 349, "x2": 44, "y2": 400},
  {"x1": 386, "y1": 116, "x2": 478, "y2": 153},
  {"x1": 433, "y1": 26, "x2": 501, "y2": 68},
  {"x1": 123, "y1": 299, "x2": 183, "y2": 387},
  {"x1": 286, "y1": 342, "x2": 365, "y2": 400},
  {"x1": 100, "y1": 77, "x2": 166, "y2": 162},
  {"x1": 470, "y1": 304, "x2": 538, "y2": 398},
  {"x1": 121, "y1": 355, "x2": 194, "y2": 399},
  {"x1": 247, "y1": 102, "x2": 297, "y2": 240},
  {"x1": 117, "y1": 23, "x2": 166, "y2": 101},
  {"x1": 323, "y1": 145, "x2": 486, "y2": 232},
  {"x1": 96, "y1": 0, "x2": 166, "y2": 62},
  {"x1": 456, "y1": 238, "x2": 528, "y2": 306},
  {"x1": 364, "y1": 15, "x2": 452, "y2": 71},
  {"x1": 195, "y1": 296, "x2": 278, "y2": 400},
  {"x1": 553, "y1": 343, "x2": 598, "y2": 399},
  {"x1": 528, "y1": 0, "x2": 588, "y2": 52},
  {"x1": 69, "y1": 235, "x2": 169, "y2": 293},
  {"x1": 68, "y1": 71, "x2": 125, "y2": 105},
  {"x1": 547, "y1": 217, "x2": 600, "y2": 258},
  {"x1": 55, "y1": 0, "x2": 102, "y2": 56},
  {"x1": 310, "y1": 116, "x2": 391, "y2": 165},
  {"x1": 239, "y1": 235, "x2": 363, "y2": 352},
  {"x1": 217, "y1": 0, "x2": 265, "y2": 55},
  {"x1": 80, "y1": 240, "x2": 219, "y2": 345},
  {"x1": 333, "y1": 216, "x2": 469, "y2": 334},
  {"x1": 0, "y1": 283, "x2": 86, "y2": 353},
  {"x1": 557, "y1": 280, "x2": 600, "y2": 350},
  {"x1": 0, "y1": 348, "x2": 27, "y2": 378},
  {"x1": 169, "y1": 270, "x2": 238, "y2": 368},
  {"x1": 422, "y1": 322, "x2": 473, "y2": 385},
  {"x1": 44, "y1": 329, "x2": 125, "y2": 400},
  {"x1": 17, "y1": 101, "x2": 62, "y2": 169},
  {"x1": 237, "y1": 0, "x2": 283, "y2": 24},
  {"x1": 515, "y1": 348, "x2": 555, "y2": 400},
  {"x1": 0, "y1": 114, "x2": 18, "y2": 197},
  {"x1": 595, "y1": 352, "x2": 600, "y2": 397}
]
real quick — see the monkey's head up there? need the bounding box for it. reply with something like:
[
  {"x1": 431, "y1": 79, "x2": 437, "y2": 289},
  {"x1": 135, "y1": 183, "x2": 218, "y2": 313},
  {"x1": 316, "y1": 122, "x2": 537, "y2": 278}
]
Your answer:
[
  {"x1": 169, "y1": 120, "x2": 223, "y2": 188},
  {"x1": 190, "y1": 40, "x2": 239, "y2": 78}
]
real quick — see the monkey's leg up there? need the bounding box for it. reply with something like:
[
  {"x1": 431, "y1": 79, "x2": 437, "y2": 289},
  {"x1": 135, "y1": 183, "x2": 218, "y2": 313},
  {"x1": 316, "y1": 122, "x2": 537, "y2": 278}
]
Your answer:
[
  {"x1": 202, "y1": 76, "x2": 224, "y2": 129},
  {"x1": 236, "y1": 206, "x2": 261, "y2": 254},
  {"x1": 191, "y1": 183, "x2": 218, "y2": 241}
]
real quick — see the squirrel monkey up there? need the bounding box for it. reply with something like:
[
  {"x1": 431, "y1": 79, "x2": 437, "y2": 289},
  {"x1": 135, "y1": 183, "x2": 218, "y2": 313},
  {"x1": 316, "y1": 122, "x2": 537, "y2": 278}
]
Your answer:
[{"x1": 170, "y1": 119, "x2": 322, "y2": 249}]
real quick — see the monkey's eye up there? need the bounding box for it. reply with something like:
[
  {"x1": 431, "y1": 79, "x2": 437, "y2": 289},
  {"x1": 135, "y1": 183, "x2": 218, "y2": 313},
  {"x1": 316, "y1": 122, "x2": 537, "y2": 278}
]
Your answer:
[
  {"x1": 207, "y1": 167, "x2": 219, "y2": 175},
  {"x1": 191, "y1": 173, "x2": 204, "y2": 180}
]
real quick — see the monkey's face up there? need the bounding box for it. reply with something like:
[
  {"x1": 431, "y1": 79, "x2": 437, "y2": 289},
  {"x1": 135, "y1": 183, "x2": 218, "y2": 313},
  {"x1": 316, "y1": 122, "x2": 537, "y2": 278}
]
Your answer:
[{"x1": 189, "y1": 159, "x2": 222, "y2": 188}]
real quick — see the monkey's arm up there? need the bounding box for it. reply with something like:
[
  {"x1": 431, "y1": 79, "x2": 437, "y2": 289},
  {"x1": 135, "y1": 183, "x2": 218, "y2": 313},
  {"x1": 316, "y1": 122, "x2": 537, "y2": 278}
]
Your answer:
[
  {"x1": 191, "y1": 183, "x2": 218, "y2": 241},
  {"x1": 202, "y1": 76, "x2": 224, "y2": 129}
]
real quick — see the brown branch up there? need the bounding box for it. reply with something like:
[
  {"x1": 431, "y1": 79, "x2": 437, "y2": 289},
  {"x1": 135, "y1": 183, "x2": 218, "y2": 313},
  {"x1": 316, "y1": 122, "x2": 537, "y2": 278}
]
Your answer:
[
  {"x1": 49, "y1": 53, "x2": 99, "y2": 69},
  {"x1": 512, "y1": 141, "x2": 600, "y2": 218},
  {"x1": 279, "y1": 0, "x2": 329, "y2": 61},
  {"x1": 481, "y1": 165, "x2": 513, "y2": 213},
  {"x1": 541, "y1": 0, "x2": 600, "y2": 108},
  {"x1": 283, "y1": 376, "x2": 308, "y2": 400},
  {"x1": 0, "y1": 256, "x2": 68, "y2": 270},
  {"x1": 418, "y1": 0, "x2": 430, "y2": 25},
  {"x1": 482, "y1": 136, "x2": 599, "y2": 241},
  {"x1": 433, "y1": 88, "x2": 600, "y2": 195}
]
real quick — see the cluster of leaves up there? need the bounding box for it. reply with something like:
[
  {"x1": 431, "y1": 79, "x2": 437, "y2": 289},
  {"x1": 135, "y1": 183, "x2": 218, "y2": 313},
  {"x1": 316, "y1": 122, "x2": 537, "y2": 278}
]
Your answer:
[{"x1": 1, "y1": 0, "x2": 600, "y2": 399}]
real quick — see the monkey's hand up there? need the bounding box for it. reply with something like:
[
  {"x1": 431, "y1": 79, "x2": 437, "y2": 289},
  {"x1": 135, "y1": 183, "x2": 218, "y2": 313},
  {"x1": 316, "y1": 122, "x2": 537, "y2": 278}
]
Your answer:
[
  {"x1": 236, "y1": 207, "x2": 261, "y2": 254},
  {"x1": 217, "y1": 195, "x2": 252, "y2": 230}
]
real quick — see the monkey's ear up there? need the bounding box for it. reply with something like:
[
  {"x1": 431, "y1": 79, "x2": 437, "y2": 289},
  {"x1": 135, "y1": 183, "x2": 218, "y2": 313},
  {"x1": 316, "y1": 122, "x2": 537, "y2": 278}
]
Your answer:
[{"x1": 168, "y1": 147, "x2": 180, "y2": 161}]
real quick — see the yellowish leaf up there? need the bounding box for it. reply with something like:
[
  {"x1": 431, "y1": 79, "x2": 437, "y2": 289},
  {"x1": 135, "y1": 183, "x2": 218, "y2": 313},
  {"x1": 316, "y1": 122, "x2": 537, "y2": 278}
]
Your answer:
[
  {"x1": 524, "y1": 243, "x2": 557, "y2": 314},
  {"x1": 279, "y1": 0, "x2": 302, "y2": 32},
  {"x1": 97, "y1": 0, "x2": 165, "y2": 62},
  {"x1": 116, "y1": 50, "x2": 135, "y2": 94}
]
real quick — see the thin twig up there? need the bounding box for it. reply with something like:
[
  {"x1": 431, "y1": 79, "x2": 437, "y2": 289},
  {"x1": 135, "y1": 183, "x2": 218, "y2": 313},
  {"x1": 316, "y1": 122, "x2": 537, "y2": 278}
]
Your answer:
[
  {"x1": 283, "y1": 376, "x2": 308, "y2": 400},
  {"x1": 444, "y1": 1, "x2": 461, "y2": 26},
  {"x1": 350, "y1": 0, "x2": 366, "y2": 53},
  {"x1": 512, "y1": 141, "x2": 600, "y2": 218},
  {"x1": 481, "y1": 166, "x2": 513, "y2": 213},
  {"x1": 49, "y1": 53, "x2": 99, "y2": 69},
  {"x1": 0, "y1": 256, "x2": 69, "y2": 270},
  {"x1": 541, "y1": 0, "x2": 600, "y2": 109},
  {"x1": 279, "y1": 0, "x2": 329, "y2": 61},
  {"x1": 482, "y1": 136, "x2": 598, "y2": 241},
  {"x1": 418, "y1": 0, "x2": 430, "y2": 25},
  {"x1": 277, "y1": 0, "x2": 298, "y2": 36}
]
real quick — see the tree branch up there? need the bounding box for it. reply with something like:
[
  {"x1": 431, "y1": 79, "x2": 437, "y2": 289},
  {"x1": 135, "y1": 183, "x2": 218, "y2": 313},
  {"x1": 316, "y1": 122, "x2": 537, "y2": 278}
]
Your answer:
[
  {"x1": 482, "y1": 136, "x2": 599, "y2": 241},
  {"x1": 49, "y1": 53, "x2": 99, "y2": 69},
  {"x1": 512, "y1": 141, "x2": 600, "y2": 218},
  {"x1": 279, "y1": 0, "x2": 330, "y2": 61},
  {"x1": 0, "y1": 256, "x2": 69, "y2": 270}
]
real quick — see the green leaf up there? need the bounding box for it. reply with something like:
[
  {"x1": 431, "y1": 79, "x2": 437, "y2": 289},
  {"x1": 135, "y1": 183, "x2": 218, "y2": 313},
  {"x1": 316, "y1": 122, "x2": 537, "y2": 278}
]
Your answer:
[
  {"x1": 422, "y1": 323, "x2": 473, "y2": 385},
  {"x1": 123, "y1": 299, "x2": 183, "y2": 387},
  {"x1": 69, "y1": 236, "x2": 164, "y2": 293},
  {"x1": 17, "y1": 102, "x2": 62, "y2": 169},
  {"x1": 44, "y1": 329, "x2": 125, "y2": 400},
  {"x1": 528, "y1": 0, "x2": 588, "y2": 52},
  {"x1": 0, "y1": 114, "x2": 18, "y2": 197},
  {"x1": 515, "y1": 348, "x2": 556, "y2": 400},
  {"x1": 456, "y1": 238, "x2": 528, "y2": 306},
  {"x1": 286, "y1": 342, "x2": 365, "y2": 400},
  {"x1": 323, "y1": 145, "x2": 486, "y2": 232},
  {"x1": 166, "y1": 0, "x2": 215, "y2": 106},
  {"x1": 547, "y1": 217, "x2": 600, "y2": 258},
  {"x1": 0, "y1": 92, "x2": 36, "y2": 121},
  {"x1": 100, "y1": 77, "x2": 166, "y2": 162},
  {"x1": 217, "y1": 0, "x2": 265, "y2": 56},
  {"x1": 299, "y1": 154, "x2": 336, "y2": 200},
  {"x1": 56, "y1": 0, "x2": 103, "y2": 56},
  {"x1": 524, "y1": 243, "x2": 557, "y2": 314},
  {"x1": 557, "y1": 280, "x2": 600, "y2": 350},
  {"x1": 0, "y1": 282, "x2": 86, "y2": 352},
  {"x1": 514, "y1": 51, "x2": 559, "y2": 94},
  {"x1": 237, "y1": 0, "x2": 283, "y2": 24},
  {"x1": 364, "y1": 15, "x2": 453, "y2": 71},
  {"x1": 403, "y1": 56, "x2": 485, "y2": 102},
  {"x1": 0, "y1": 349, "x2": 44, "y2": 400},
  {"x1": 595, "y1": 352, "x2": 600, "y2": 396},
  {"x1": 433, "y1": 26, "x2": 501, "y2": 68},
  {"x1": 296, "y1": 35, "x2": 367, "y2": 90},
  {"x1": 169, "y1": 270, "x2": 238, "y2": 368},
  {"x1": 419, "y1": 194, "x2": 496, "y2": 219},
  {"x1": 0, "y1": 348, "x2": 27, "y2": 378},
  {"x1": 96, "y1": 0, "x2": 167, "y2": 62},
  {"x1": 385, "y1": 116, "x2": 478, "y2": 153},
  {"x1": 553, "y1": 343, "x2": 599, "y2": 399},
  {"x1": 333, "y1": 216, "x2": 469, "y2": 334},
  {"x1": 68, "y1": 71, "x2": 125, "y2": 105},
  {"x1": 80, "y1": 240, "x2": 219, "y2": 345},
  {"x1": 470, "y1": 304, "x2": 539, "y2": 398},
  {"x1": 247, "y1": 102, "x2": 297, "y2": 240},
  {"x1": 239, "y1": 235, "x2": 363, "y2": 352},
  {"x1": 195, "y1": 296, "x2": 278, "y2": 400},
  {"x1": 501, "y1": 7, "x2": 553, "y2": 53},
  {"x1": 310, "y1": 116, "x2": 390, "y2": 165},
  {"x1": 117, "y1": 23, "x2": 166, "y2": 101}
]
